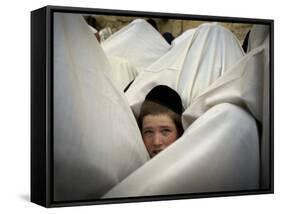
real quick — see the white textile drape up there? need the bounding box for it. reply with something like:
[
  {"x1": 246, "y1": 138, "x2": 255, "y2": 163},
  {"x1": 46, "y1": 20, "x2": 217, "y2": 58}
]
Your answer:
[
  {"x1": 103, "y1": 103, "x2": 259, "y2": 198},
  {"x1": 53, "y1": 13, "x2": 149, "y2": 201},
  {"x1": 53, "y1": 13, "x2": 269, "y2": 200},
  {"x1": 101, "y1": 19, "x2": 171, "y2": 72},
  {"x1": 126, "y1": 22, "x2": 244, "y2": 117}
]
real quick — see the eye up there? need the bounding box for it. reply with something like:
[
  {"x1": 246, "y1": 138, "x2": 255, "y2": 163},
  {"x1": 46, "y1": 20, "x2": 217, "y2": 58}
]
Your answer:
[
  {"x1": 143, "y1": 130, "x2": 153, "y2": 136},
  {"x1": 161, "y1": 129, "x2": 171, "y2": 136}
]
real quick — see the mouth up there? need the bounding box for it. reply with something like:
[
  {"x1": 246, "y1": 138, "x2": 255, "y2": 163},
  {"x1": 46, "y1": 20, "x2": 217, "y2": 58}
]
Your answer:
[{"x1": 151, "y1": 149, "x2": 162, "y2": 157}]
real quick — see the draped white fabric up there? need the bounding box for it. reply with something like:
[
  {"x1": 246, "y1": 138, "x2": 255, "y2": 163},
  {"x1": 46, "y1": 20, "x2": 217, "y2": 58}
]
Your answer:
[
  {"x1": 53, "y1": 13, "x2": 149, "y2": 201},
  {"x1": 101, "y1": 19, "x2": 171, "y2": 72},
  {"x1": 103, "y1": 103, "x2": 259, "y2": 198},
  {"x1": 125, "y1": 22, "x2": 244, "y2": 117},
  {"x1": 53, "y1": 13, "x2": 269, "y2": 200},
  {"x1": 247, "y1": 24, "x2": 270, "y2": 52},
  {"x1": 107, "y1": 56, "x2": 138, "y2": 91},
  {"x1": 182, "y1": 38, "x2": 269, "y2": 127}
]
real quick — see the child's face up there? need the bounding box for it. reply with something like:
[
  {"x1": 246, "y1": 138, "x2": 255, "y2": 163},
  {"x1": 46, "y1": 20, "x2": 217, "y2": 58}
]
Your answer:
[{"x1": 142, "y1": 114, "x2": 179, "y2": 158}]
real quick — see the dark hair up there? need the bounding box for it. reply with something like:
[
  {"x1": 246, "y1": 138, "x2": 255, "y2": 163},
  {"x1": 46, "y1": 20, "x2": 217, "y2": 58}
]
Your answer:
[
  {"x1": 162, "y1": 32, "x2": 175, "y2": 45},
  {"x1": 145, "y1": 85, "x2": 183, "y2": 115},
  {"x1": 138, "y1": 101, "x2": 184, "y2": 137},
  {"x1": 147, "y1": 19, "x2": 158, "y2": 31},
  {"x1": 85, "y1": 16, "x2": 97, "y2": 29}
]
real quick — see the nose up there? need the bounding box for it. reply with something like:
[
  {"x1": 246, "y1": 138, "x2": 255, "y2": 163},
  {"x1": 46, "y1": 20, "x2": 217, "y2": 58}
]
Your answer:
[{"x1": 152, "y1": 133, "x2": 163, "y2": 147}]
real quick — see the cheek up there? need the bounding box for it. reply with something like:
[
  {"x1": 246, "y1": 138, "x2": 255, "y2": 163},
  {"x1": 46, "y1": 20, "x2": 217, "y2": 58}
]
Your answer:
[
  {"x1": 143, "y1": 137, "x2": 152, "y2": 148},
  {"x1": 164, "y1": 131, "x2": 178, "y2": 146},
  {"x1": 143, "y1": 139, "x2": 154, "y2": 157}
]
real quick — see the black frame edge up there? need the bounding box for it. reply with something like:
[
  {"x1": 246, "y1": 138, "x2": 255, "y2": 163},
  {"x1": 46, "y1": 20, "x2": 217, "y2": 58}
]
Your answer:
[
  {"x1": 269, "y1": 20, "x2": 274, "y2": 193},
  {"x1": 31, "y1": 6, "x2": 51, "y2": 207},
  {"x1": 31, "y1": 5, "x2": 274, "y2": 208}
]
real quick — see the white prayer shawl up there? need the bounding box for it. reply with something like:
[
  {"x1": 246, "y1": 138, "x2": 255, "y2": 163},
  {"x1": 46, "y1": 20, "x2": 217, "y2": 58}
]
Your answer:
[
  {"x1": 53, "y1": 14, "x2": 268, "y2": 200},
  {"x1": 53, "y1": 13, "x2": 149, "y2": 201},
  {"x1": 107, "y1": 56, "x2": 138, "y2": 91},
  {"x1": 103, "y1": 37, "x2": 270, "y2": 198},
  {"x1": 182, "y1": 39, "x2": 269, "y2": 127},
  {"x1": 171, "y1": 28, "x2": 196, "y2": 46},
  {"x1": 101, "y1": 19, "x2": 171, "y2": 73},
  {"x1": 103, "y1": 103, "x2": 259, "y2": 197},
  {"x1": 126, "y1": 22, "x2": 244, "y2": 117},
  {"x1": 247, "y1": 24, "x2": 270, "y2": 52},
  {"x1": 260, "y1": 35, "x2": 270, "y2": 189},
  {"x1": 88, "y1": 24, "x2": 97, "y2": 34}
]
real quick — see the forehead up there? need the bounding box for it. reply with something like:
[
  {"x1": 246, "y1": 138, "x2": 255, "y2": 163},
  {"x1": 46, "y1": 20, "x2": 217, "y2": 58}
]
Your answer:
[{"x1": 142, "y1": 114, "x2": 175, "y2": 128}]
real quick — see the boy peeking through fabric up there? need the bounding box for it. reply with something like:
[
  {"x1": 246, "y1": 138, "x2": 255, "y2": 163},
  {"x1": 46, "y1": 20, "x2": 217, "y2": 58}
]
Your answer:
[{"x1": 138, "y1": 85, "x2": 184, "y2": 158}]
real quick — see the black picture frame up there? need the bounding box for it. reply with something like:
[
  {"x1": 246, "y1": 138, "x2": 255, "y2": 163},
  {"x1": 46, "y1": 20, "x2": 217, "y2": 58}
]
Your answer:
[{"x1": 31, "y1": 5, "x2": 274, "y2": 208}]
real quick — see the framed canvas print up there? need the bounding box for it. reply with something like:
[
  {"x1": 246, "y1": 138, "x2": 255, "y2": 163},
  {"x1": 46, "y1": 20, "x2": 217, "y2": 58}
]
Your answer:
[{"x1": 31, "y1": 5, "x2": 274, "y2": 207}]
